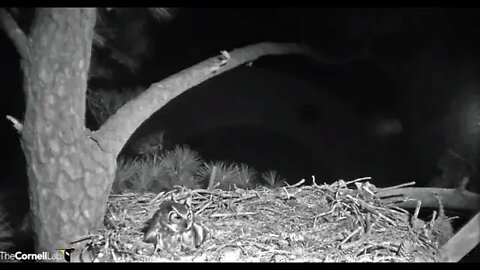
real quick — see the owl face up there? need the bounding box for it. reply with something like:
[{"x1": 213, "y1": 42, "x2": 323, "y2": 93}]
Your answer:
[
  {"x1": 143, "y1": 198, "x2": 194, "y2": 247},
  {"x1": 165, "y1": 202, "x2": 193, "y2": 233},
  {"x1": 143, "y1": 196, "x2": 209, "y2": 255}
]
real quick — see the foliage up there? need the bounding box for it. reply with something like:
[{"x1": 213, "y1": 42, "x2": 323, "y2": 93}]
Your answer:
[
  {"x1": 114, "y1": 140, "x2": 275, "y2": 194},
  {"x1": 86, "y1": 86, "x2": 145, "y2": 126},
  {"x1": 129, "y1": 131, "x2": 166, "y2": 156},
  {"x1": 91, "y1": 8, "x2": 177, "y2": 79},
  {"x1": 112, "y1": 156, "x2": 156, "y2": 193},
  {"x1": 235, "y1": 163, "x2": 258, "y2": 189},
  {"x1": 156, "y1": 145, "x2": 204, "y2": 191},
  {"x1": 261, "y1": 170, "x2": 286, "y2": 188},
  {"x1": 87, "y1": 8, "x2": 177, "y2": 127},
  {"x1": 113, "y1": 145, "x2": 204, "y2": 193},
  {"x1": 197, "y1": 161, "x2": 257, "y2": 191}
]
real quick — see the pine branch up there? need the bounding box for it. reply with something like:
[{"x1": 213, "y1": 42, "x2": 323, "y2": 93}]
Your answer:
[
  {"x1": 147, "y1": 8, "x2": 176, "y2": 22},
  {"x1": 0, "y1": 8, "x2": 30, "y2": 59},
  {"x1": 92, "y1": 42, "x2": 353, "y2": 157}
]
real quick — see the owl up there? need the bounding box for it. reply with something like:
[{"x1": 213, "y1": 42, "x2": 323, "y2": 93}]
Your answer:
[
  {"x1": 142, "y1": 197, "x2": 208, "y2": 257},
  {"x1": 181, "y1": 222, "x2": 209, "y2": 251}
]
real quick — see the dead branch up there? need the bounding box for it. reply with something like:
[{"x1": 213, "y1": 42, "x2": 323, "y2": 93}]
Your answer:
[
  {"x1": 376, "y1": 187, "x2": 480, "y2": 212},
  {"x1": 208, "y1": 166, "x2": 217, "y2": 190}
]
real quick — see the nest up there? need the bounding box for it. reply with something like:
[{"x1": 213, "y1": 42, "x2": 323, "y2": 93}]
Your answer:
[{"x1": 77, "y1": 178, "x2": 451, "y2": 262}]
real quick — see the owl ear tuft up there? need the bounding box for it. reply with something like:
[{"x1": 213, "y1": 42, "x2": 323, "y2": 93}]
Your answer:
[
  {"x1": 170, "y1": 193, "x2": 178, "y2": 203},
  {"x1": 184, "y1": 196, "x2": 192, "y2": 208}
]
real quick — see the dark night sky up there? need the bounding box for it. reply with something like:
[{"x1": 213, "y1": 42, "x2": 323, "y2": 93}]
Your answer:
[
  {"x1": 116, "y1": 8, "x2": 480, "y2": 187},
  {"x1": 1, "y1": 8, "x2": 480, "y2": 225}
]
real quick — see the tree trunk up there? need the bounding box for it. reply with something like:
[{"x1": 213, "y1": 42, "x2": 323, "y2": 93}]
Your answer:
[
  {"x1": 1, "y1": 7, "x2": 343, "y2": 260},
  {"x1": 19, "y1": 8, "x2": 116, "y2": 256}
]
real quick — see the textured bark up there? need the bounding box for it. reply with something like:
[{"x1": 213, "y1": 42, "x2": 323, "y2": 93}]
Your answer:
[
  {"x1": 2, "y1": 9, "x2": 330, "y2": 258},
  {"x1": 0, "y1": 9, "x2": 30, "y2": 59},
  {"x1": 2, "y1": 8, "x2": 386, "y2": 259},
  {"x1": 19, "y1": 8, "x2": 116, "y2": 255}
]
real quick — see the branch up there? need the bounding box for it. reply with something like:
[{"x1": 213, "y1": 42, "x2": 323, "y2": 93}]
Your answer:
[
  {"x1": 6, "y1": 115, "x2": 23, "y2": 133},
  {"x1": 440, "y1": 211, "x2": 480, "y2": 262},
  {"x1": 0, "y1": 8, "x2": 30, "y2": 59},
  {"x1": 376, "y1": 187, "x2": 480, "y2": 212},
  {"x1": 92, "y1": 42, "x2": 344, "y2": 156}
]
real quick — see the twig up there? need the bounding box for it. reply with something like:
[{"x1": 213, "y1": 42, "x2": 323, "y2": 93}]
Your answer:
[
  {"x1": 413, "y1": 200, "x2": 421, "y2": 219},
  {"x1": 377, "y1": 181, "x2": 416, "y2": 192},
  {"x1": 259, "y1": 207, "x2": 284, "y2": 215},
  {"x1": 285, "y1": 178, "x2": 305, "y2": 188},
  {"x1": 111, "y1": 249, "x2": 118, "y2": 262},
  {"x1": 366, "y1": 214, "x2": 379, "y2": 234},
  {"x1": 70, "y1": 235, "x2": 93, "y2": 245},
  {"x1": 282, "y1": 187, "x2": 293, "y2": 199},
  {"x1": 194, "y1": 201, "x2": 213, "y2": 216},
  {"x1": 346, "y1": 194, "x2": 378, "y2": 214},
  {"x1": 231, "y1": 194, "x2": 257, "y2": 204},
  {"x1": 209, "y1": 212, "x2": 258, "y2": 218},
  {"x1": 192, "y1": 189, "x2": 239, "y2": 199},
  {"x1": 340, "y1": 226, "x2": 363, "y2": 247},
  {"x1": 341, "y1": 215, "x2": 378, "y2": 250},
  {"x1": 390, "y1": 206, "x2": 410, "y2": 214},
  {"x1": 313, "y1": 203, "x2": 339, "y2": 219},
  {"x1": 429, "y1": 210, "x2": 437, "y2": 229},
  {"x1": 312, "y1": 175, "x2": 320, "y2": 187},
  {"x1": 6, "y1": 115, "x2": 23, "y2": 133},
  {"x1": 109, "y1": 193, "x2": 137, "y2": 198},
  {"x1": 376, "y1": 212, "x2": 396, "y2": 227},
  {"x1": 0, "y1": 8, "x2": 30, "y2": 59},
  {"x1": 433, "y1": 193, "x2": 445, "y2": 218},
  {"x1": 350, "y1": 202, "x2": 366, "y2": 228},
  {"x1": 409, "y1": 200, "x2": 425, "y2": 231},
  {"x1": 346, "y1": 176, "x2": 372, "y2": 186},
  {"x1": 208, "y1": 165, "x2": 217, "y2": 190},
  {"x1": 148, "y1": 192, "x2": 165, "y2": 205},
  {"x1": 192, "y1": 189, "x2": 221, "y2": 196}
]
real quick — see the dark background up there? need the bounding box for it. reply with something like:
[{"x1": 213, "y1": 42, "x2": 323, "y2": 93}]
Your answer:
[{"x1": 0, "y1": 7, "x2": 479, "y2": 257}]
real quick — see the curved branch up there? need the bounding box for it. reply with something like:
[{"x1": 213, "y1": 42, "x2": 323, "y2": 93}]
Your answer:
[
  {"x1": 0, "y1": 8, "x2": 30, "y2": 59},
  {"x1": 92, "y1": 42, "x2": 347, "y2": 156}
]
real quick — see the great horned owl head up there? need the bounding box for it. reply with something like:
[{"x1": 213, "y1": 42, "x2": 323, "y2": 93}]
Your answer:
[{"x1": 142, "y1": 197, "x2": 193, "y2": 244}]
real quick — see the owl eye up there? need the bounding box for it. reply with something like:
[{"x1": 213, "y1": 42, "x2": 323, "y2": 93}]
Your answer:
[{"x1": 169, "y1": 212, "x2": 182, "y2": 223}]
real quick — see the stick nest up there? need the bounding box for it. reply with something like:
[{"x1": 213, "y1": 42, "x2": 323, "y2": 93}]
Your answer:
[{"x1": 79, "y1": 179, "x2": 449, "y2": 262}]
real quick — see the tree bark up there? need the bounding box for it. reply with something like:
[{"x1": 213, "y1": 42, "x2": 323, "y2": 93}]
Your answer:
[
  {"x1": 2, "y1": 7, "x2": 368, "y2": 260},
  {"x1": 18, "y1": 8, "x2": 116, "y2": 256}
]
